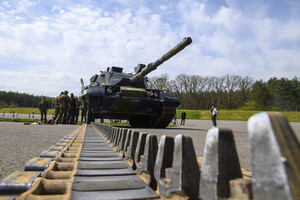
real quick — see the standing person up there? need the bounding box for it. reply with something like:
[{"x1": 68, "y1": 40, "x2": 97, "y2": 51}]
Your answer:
[
  {"x1": 53, "y1": 94, "x2": 61, "y2": 124},
  {"x1": 74, "y1": 97, "x2": 80, "y2": 124},
  {"x1": 80, "y1": 100, "x2": 87, "y2": 124},
  {"x1": 39, "y1": 96, "x2": 48, "y2": 123},
  {"x1": 60, "y1": 91, "x2": 70, "y2": 124},
  {"x1": 69, "y1": 93, "x2": 76, "y2": 124},
  {"x1": 211, "y1": 106, "x2": 218, "y2": 127},
  {"x1": 66, "y1": 93, "x2": 71, "y2": 124},
  {"x1": 180, "y1": 110, "x2": 186, "y2": 126},
  {"x1": 57, "y1": 92, "x2": 64, "y2": 124}
]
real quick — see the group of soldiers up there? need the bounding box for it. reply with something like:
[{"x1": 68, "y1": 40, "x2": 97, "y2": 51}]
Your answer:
[{"x1": 52, "y1": 91, "x2": 87, "y2": 124}]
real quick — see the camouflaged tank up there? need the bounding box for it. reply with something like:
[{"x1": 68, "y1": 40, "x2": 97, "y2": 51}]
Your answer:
[{"x1": 82, "y1": 37, "x2": 192, "y2": 128}]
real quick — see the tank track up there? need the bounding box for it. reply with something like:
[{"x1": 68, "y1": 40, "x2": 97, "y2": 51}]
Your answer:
[
  {"x1": 128, "y1": 102, "x2": 177, "y2": 128},
  {"x1": 153, "y1": 102, "x2": 177, "y2": 128}
]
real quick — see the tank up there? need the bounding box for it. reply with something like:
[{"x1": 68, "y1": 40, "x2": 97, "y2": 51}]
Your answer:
[{"x1": 82, "y1": 37, "x2": 192, "y2": 128}]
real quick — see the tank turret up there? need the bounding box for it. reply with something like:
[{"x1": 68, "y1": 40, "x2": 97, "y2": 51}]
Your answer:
[{"x1": 130, "y1": 37, "x2": 192, "y2": 83}]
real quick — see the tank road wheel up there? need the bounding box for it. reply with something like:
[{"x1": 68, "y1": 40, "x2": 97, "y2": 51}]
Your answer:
[
  {"x1": 87, "y1": 96, "x2": 95, "y2": 124},
  {"x1": 128, "y1": 103, "x2": 177, "y2": 128}
]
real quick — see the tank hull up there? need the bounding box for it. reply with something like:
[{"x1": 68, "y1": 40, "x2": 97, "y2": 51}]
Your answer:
[{"x1": 84, "y1": 85, "x2": 180, "y2": 128}]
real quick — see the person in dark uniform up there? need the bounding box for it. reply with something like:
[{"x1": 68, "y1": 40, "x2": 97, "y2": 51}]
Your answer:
[
  {"x1": 74, "y1": 96, "x2": 80, "y2": 124},
  {"x1": 39, "y1": 96, "x2": 48, "y2": 123},
  {"x1": 69, "y1": 93, "x2": 76, "y2": 124},
  {"x1": 57, "y1": 92, "x2": 65, "y2": 124},
  {"x1": 180, "y1": 110, "x2": 186, "y2": 125},
  {"x1": 60, "y1": 91, "x2": 70, "y2": 124},
  {"x1": 80, "y1": 100, "x2": 87, "y2": 124}
]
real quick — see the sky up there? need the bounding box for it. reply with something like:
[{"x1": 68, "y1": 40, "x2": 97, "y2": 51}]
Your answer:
[{"x1": 0, "y1": 0, "x2": 299, "y2": 97}]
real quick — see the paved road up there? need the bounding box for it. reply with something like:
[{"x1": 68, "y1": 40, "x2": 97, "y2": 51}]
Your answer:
[
  {"x1": 0, "y1": 122, "x2": 80, "y2": 180},
  {"x1": 0, "y1": 119, "x2": 299, "y2": 181},
  {"x1": 131, "y1": 119, "x2": 300, "y2": 172}
]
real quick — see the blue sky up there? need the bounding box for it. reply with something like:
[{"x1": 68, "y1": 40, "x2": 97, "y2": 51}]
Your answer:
[{"x1": 0, "y1": 0, "x2": 299, "y2": 96}]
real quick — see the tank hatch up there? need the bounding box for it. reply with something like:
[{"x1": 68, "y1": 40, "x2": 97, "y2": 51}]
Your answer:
[{"x1": 110, "y1": 66, "x2": 123, "y2": 73}]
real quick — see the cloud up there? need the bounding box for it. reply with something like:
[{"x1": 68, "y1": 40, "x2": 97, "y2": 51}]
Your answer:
[
  {"x1": 0, "y1": 0, "x2": 299, "y2": 97},
  {"x1": 0, "y1": 2, "x2": 181, "y2": 96},
  {"x1": 176, "y1": 0, "x2": 300, "y2": 79},
  {"x1": 159, "y1": 5, "x2": 168, "y2": 10}
]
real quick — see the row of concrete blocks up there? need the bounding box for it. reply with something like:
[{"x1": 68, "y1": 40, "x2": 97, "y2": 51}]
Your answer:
[
  {"x1": 93, "y1": 112, "x2": 299, "y2": 200},
  {"x1": 0, "y1": 126, "x2": 85, "y2": 199}
]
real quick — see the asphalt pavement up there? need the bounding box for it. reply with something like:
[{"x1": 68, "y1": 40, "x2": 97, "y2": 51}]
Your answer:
[
  {"x1": 131, "y1": 119, "x2": 300, "y2": 172},
  {"x1": 0, "y1": 119, "x2": 299, "y2": 181},
  {"x1": 0, "y1": 122, "x2": 80, "y2": 180}
]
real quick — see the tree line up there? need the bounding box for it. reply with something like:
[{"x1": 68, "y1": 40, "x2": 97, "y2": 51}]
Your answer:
[
  {"x1": 251, "y1": 77, "x2": 300, "y2": 111},
  {"x1": 148, "y1": 74, "x2": 300, "y2": 111},
  {"x1": 1, "y1": 75, "x2": 299, "y2": 111},
  {"x1": 0, "y1": 91, "x2": 55, "y2": 109}
]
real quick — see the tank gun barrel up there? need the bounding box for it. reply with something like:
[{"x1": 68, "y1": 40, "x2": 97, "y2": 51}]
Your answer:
[{"x1": 130, "y1": 37, "x2": 192, "y2": 83}]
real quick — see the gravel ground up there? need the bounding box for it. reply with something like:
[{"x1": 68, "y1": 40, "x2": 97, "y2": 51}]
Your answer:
[{"x1": 0, "y1": 122, "x2": 80, "y2": 180}]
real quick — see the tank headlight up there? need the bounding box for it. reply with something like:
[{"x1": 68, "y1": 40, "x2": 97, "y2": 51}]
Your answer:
[
  {"x1": 153, "y1": 91, "x2": 159, "y2": 98},
  {"x1": 107, "y1": 87, "x2": 113, "y2": 94}
]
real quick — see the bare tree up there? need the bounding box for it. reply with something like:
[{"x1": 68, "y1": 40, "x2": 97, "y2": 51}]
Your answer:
[
  {"x1": 168, "y1": 79, "x2": 179, "y2": 93},
  {"x1": 224, "y1": 74, "x2": 241, "y2": 108},
  {"x1": 148, "y1": 73, "x2": 256, "y2": 110},
  {"x1": 189, "y1": 75, "x2": 201, "y2": 109},
  {"x1": 175, "y1": 74, "x2": 187, "y2": 94},
  {"x1": 214, "y1": 76, "x2": 226, "y2": 108},
  {"x1": 149, "y1": 74, "x2": 169, "y2": 90},
  {"x1": 197, "y1": 76, "x2": 207, "y2": 93},
  {"x1": 205, "y1": 76, "x2": 216, "y2": 93},
  {"x1": 238, "y1": 76, "x2": 254, "y2": 103},
  {"x1": 189, "y1": 75, "x2": 200, "y2": 93}
]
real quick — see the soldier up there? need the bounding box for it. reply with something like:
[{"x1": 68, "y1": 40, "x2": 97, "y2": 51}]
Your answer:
[
  {"x1": 53, "y1": 94, "x2": 61, "y2": 124},
  {"x1": 60, "y1": 91, "x2": 70, "y2": 124},
  {"x1": 74, "y1": 96, "x2": 80, "y2": 124},
  {"x1": 69, "y1": 93, "x2": 76, "y2": 124},
  {"x1": 39, "y1": 96, "x2": 48, "y2": 123},
  {"x1": 57, "y1": 92, "x2": 64, "y2": 124},
  {"x1": 80, "y1": 100, "x2": 87, "y2": 124}
]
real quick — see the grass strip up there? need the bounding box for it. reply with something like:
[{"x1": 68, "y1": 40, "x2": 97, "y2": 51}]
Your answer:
[
  {"x1": 176, "y1": 110, "x2": 300, "y2": 122},
  {"x1": 1, "y1": 107, "x2": 299, "y2": 122},
  {"x1": 0, "y1": 118, "x2": 40, "y2": 123}
]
